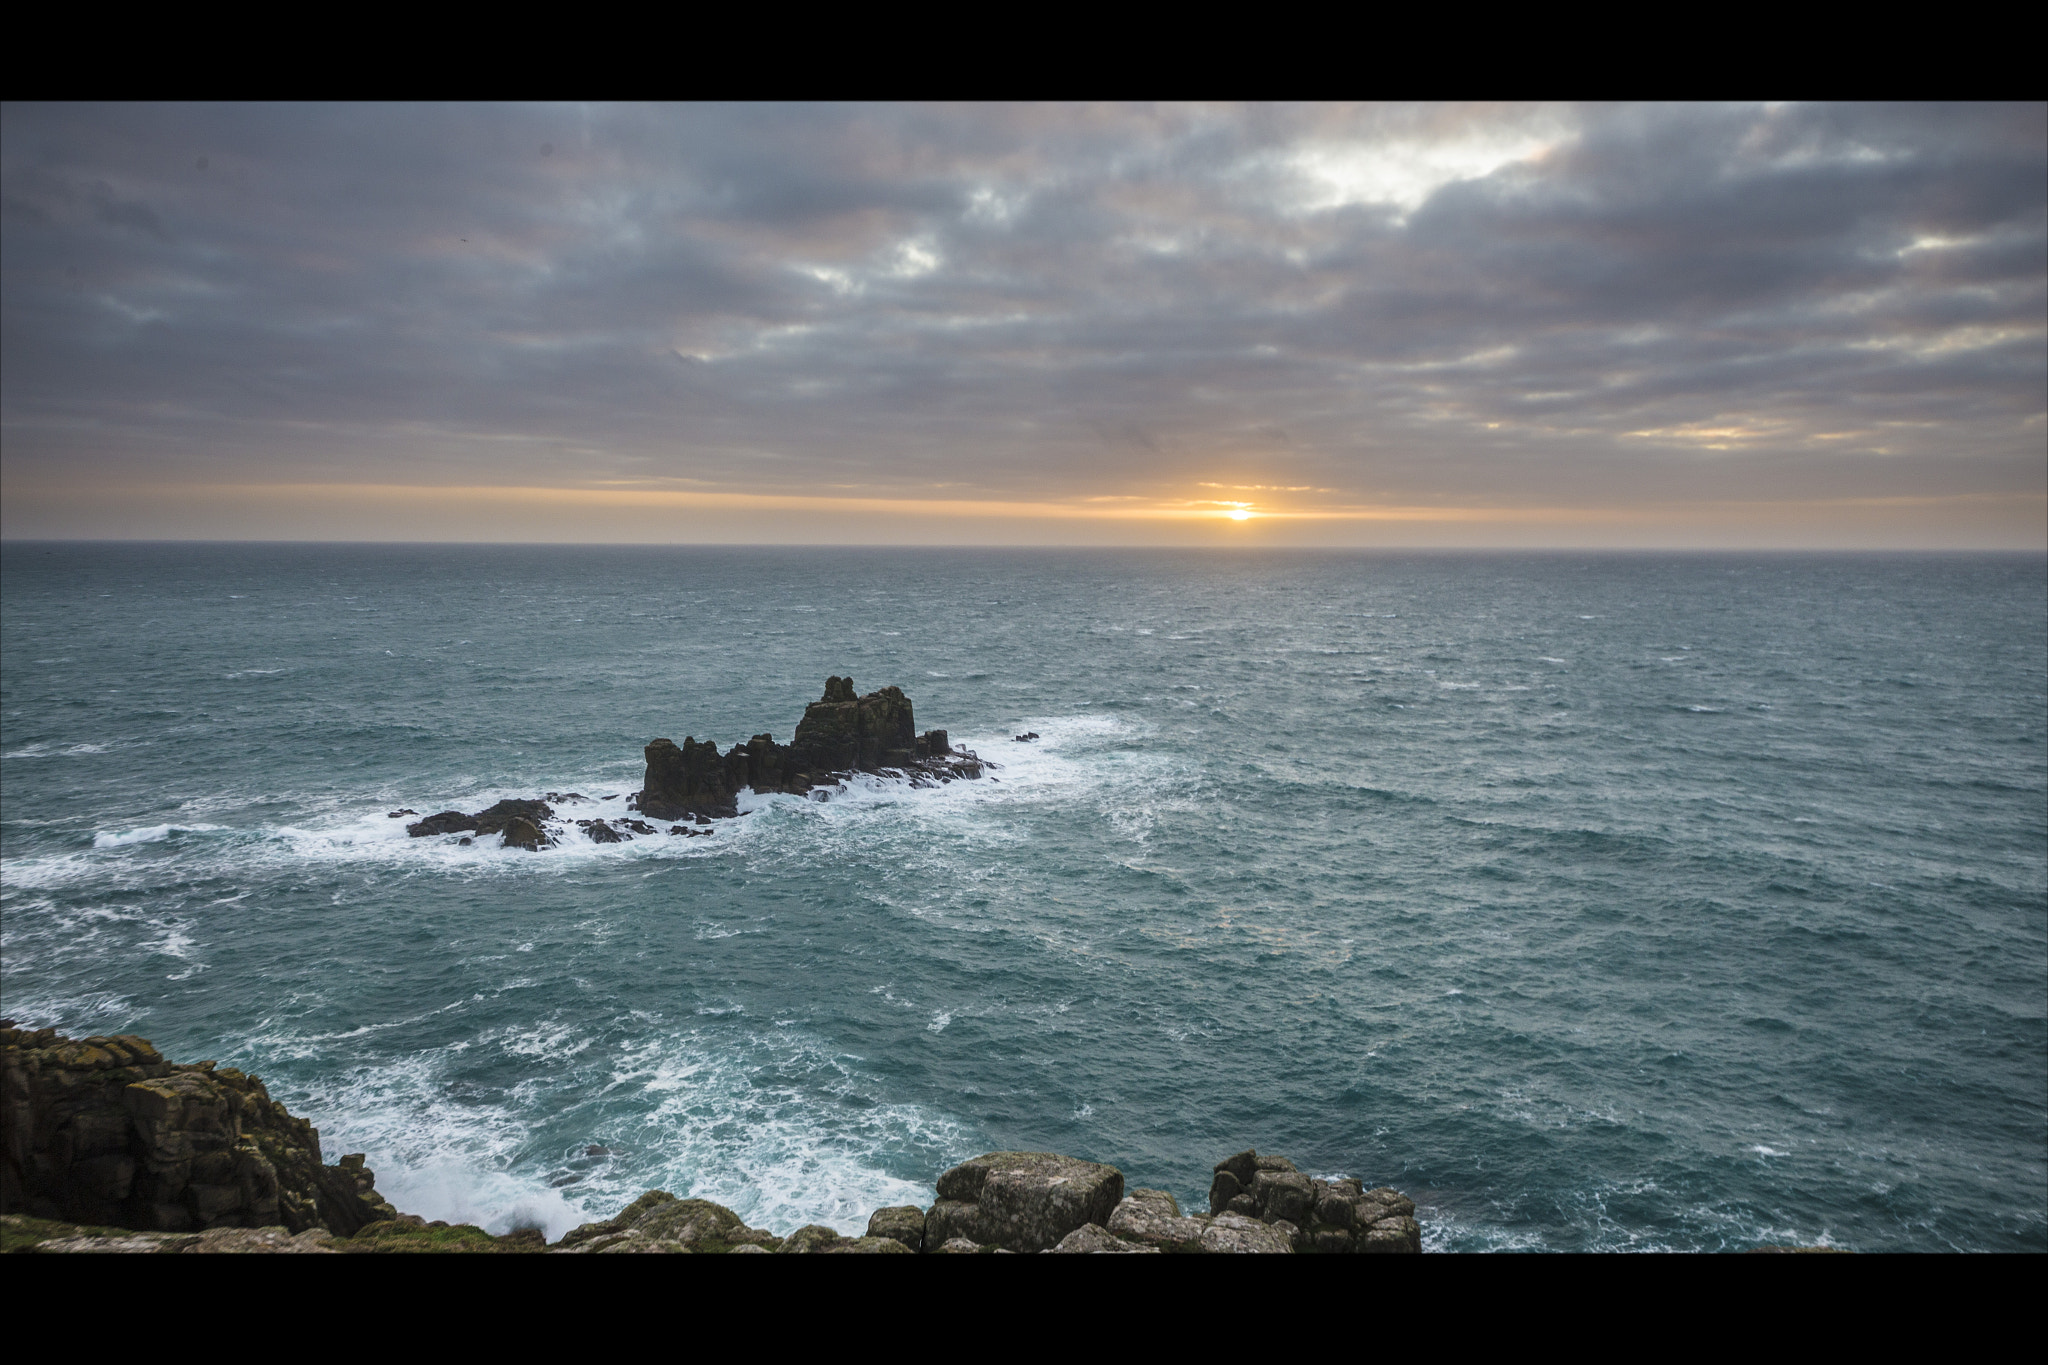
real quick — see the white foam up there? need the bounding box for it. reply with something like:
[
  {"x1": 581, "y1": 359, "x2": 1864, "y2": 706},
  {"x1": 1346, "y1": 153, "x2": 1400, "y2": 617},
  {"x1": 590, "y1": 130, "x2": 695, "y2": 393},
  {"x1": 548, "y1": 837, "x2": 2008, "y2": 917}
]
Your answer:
[{"x1": 92, "y1": 823, "x2": 227, "y2": 848}]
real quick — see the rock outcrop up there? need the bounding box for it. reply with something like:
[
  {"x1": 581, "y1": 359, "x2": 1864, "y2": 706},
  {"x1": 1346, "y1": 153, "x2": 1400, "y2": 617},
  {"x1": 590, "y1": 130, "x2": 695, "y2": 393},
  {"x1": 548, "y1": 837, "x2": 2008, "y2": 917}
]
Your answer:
[
  {"x1": 403, "y1": 677, "x2": 987, "y2": 845},
  {"x1": 925, "y1": 1150, "x2": 1126, "y2": 1253},
  {"x1": 917, "y1": 1148, "x2": 1422, "y2": 1254},
  {"x1": 637, "y1": 677, "x2": 978, "y2": 821},
  {"x1": 1205, "y1": 1148, "x2": 1422, "y2": 1253},
  {"x1": 4, "y1": 1024, "x2": 1428, "y2": 1254},
  {"x1": 1, "y1": 1024, "x2": 399, "y2": 1236}
]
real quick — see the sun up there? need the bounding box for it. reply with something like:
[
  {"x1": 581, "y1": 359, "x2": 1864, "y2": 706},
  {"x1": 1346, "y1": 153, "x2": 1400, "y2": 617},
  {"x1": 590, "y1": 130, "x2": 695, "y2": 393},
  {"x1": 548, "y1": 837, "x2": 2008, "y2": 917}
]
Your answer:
[{"x1": 1227, "y1": 508, "x2": 1252, "y2": 521}]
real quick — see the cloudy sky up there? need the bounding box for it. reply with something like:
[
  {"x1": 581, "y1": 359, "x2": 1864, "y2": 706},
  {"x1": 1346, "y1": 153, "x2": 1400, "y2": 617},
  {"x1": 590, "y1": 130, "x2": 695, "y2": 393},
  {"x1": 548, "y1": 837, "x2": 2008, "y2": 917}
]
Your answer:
[{"x1": 3, "y1": 102, "x2": 2042, "y2": 546}]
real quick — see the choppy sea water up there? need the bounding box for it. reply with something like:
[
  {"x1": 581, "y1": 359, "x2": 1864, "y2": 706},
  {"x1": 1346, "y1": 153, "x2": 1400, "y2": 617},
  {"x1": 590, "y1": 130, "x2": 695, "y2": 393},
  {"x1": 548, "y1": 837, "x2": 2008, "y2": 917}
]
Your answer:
[{"x1": 2, "y1": 543, "x2": 2042, "y2": 1251}]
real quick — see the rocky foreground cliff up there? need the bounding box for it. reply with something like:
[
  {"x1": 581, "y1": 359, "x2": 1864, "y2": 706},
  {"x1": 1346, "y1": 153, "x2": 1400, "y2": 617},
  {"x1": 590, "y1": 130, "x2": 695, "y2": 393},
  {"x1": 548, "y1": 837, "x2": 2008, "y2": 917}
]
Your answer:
[
  {"x1": 3, "y1": 1025, "x2": 1420, "y2": 1254},
  {"x1": 395, "y1": 677, "x2": 989, "y2": 851}
]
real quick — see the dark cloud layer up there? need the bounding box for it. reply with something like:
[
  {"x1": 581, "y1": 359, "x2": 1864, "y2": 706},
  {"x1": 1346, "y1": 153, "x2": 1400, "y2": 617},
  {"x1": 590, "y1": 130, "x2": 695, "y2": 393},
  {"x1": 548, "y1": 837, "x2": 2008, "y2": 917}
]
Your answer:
[{"x1": 2, "y1": 102, "x2": 2042, "y2": 543}]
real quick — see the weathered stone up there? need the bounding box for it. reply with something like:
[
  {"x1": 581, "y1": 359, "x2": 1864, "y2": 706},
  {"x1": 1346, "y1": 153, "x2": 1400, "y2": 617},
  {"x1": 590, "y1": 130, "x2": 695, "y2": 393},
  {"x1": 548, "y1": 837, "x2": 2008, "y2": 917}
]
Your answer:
[
  {"x1": 472, "y1": 799, "x2": 554, "y2": 836},
  {"x1": 1251, "y1": 1169, "x2": 1316, "y2": 1225},
  {"x1": 632, "y1": 1196, "x2": 761, "y2": 1250},
  {"x1": 1214, "y1": 1148, "x2": 1258, "y2": 1188},
  {"x1": 1311, "y1": 1226, "x2": 1356, "y2": 1254},
  {"x1": 499, "y1": 816, "x2": 547, "y2": 851},
  {"x1": 866, "y1": 1204, "x2": 926, "y2": 1252},
  {"x1": 2, "y1": 1026, "x2": 396, "y2": 1238},
  {"x1": 1208, "y1": 1167, "x2": 1243, "y2": 1215},
  {"x1": 1198, "y1": 1212, "x2": 1294, "y2": 1254},
  {"x1": 1227, "y1": 1192, "x2": 1257, "y2": 1216},
  {"x1": 1358, "y1": 1215, "x2": 1422, "y2": 1254},
  {"x1": 927, "y1": 1151, "x2": 1124, "y2": 1253},
  {"x1": 1107, "y1": 1187, "x2": 1209, "y2": 1252},
  {"x1": 1315, "y1": 1193, "x2": 1356, "y2": 1228},
  {"x1": 1254, "y1": 1154, "x2": 1300, "y2": 1174},
  {"x1": 777, "y1": 1223, "x2": 844, "y2": 1253},
  {"x1": 820, "y1": 1235, "x2": 916, "y2": 1254},
  {"x1": 640, "y1": 737, "x2": 739, "y2": 821},
  {"x1": 1049, "y1": 1222, "x2": 1158, "y2": 1253},
  {"x1": 792, "y1": 680, "x2": 918, "y2": 772},
  {"x1": 582, "y1": 819, "x2": 627, "y2": 844},
  {"x1": 923, "y1": 1198, "x2": 985, "y2": 1247},
  {"x1": 931, "y1": 1236, "x2": 986, "y2": 1254},
  {"x1": 406, "y1": 810, "x2": 477, "y2": 837},
  {"x1": 1354, "y1": 1187, "x2": 1416, "y2": 1233}
]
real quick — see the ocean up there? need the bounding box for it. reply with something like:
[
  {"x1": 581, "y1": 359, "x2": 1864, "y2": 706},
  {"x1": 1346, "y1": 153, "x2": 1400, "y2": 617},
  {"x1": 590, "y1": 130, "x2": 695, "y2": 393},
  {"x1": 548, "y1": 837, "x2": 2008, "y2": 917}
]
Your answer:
[{"x1": 2, "y1": 542, "x2": 2042, "y2": 1251}]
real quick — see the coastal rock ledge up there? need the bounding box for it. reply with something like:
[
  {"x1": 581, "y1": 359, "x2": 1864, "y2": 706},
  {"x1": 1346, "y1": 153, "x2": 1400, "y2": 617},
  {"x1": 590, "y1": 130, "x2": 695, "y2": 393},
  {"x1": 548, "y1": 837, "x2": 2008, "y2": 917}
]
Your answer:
[
  {"x1": 4, "y1": 1027, "x2": 1423, "y2": 1254},
  {"x1": 400, "y1": 677, "x2": 990, "y2": 850}
]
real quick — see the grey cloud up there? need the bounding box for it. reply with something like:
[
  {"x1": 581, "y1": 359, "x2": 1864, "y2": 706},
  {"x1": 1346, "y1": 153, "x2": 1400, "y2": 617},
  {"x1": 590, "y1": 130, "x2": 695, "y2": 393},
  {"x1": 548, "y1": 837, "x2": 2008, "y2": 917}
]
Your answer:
[{"x1": 1, "y1": 101, "x2": 2041, "y2": 528}]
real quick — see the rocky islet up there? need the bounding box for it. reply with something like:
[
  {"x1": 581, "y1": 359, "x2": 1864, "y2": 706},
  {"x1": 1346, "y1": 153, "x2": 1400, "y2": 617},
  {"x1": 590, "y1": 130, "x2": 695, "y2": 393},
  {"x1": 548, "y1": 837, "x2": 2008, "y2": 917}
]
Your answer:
[{"x1": 400, "y1": 677, "x2": 987, "y2": 851}]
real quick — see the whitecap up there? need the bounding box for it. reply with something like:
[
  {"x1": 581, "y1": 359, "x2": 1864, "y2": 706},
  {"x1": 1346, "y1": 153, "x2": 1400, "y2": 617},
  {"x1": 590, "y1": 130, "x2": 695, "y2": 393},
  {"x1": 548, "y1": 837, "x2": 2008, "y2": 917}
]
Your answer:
[
  {"x1": 928, "y1": 1010, "x2": 952, "y2": 1033},
  {"x1": 92, "y1": 823, "x2": 227, "y2": 848}
]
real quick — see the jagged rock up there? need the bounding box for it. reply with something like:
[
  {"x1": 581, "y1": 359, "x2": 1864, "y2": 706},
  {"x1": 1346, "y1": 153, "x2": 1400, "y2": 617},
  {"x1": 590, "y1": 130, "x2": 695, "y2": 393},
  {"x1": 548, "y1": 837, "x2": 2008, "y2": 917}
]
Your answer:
[
  {"x1": 499, "y1": 816, "x2": 547, "y2": 851},
  {"x1": 406, "y1": 810, "x2": 477, "y2": 837},
  {"x1": 640, "y1": 737, "x2": 739, "y2": 821},
  {"x1": 1048, "y1": 1222, "x2": 1157, "y2": 1253},
  {"x1": 473, "y1": 799, "x2": 553, "y2": 836},
  {"x1": 925, "y1": 1151, "x2": 1124, "y2": 1253},
  {"x1": 866, "y1": 1204, "x2": 926, "y2": 1252},
  {"x1": 930, "y1": 1236, "x2": 989, "y2": 1254},
  {"x1": 400, "y1": 680, "x2": 983, "y2": 851},
  {"x1": 1, "y1": 1026, "x2": 398, "y2": 1236},
  {"x1": 387, "y1": 809, "x2": 416, "y2": 818},
  {"x1": 790, "y1": 679, "x2": 917, "y2": 772},
  {"x1": 1199, "y1": 1212, "x2": 1294, "y2": 1254},
  {"x1": 1106, "y1": 1187, "x2": 1209, "y2": 1252}
]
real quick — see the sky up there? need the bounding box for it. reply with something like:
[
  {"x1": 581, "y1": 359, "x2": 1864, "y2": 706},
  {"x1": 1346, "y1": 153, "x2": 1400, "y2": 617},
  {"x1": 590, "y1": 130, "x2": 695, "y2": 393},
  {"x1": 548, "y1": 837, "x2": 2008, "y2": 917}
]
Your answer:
[{"x1": 2, "y1": 102, "x2": 2043, "y2": 548}]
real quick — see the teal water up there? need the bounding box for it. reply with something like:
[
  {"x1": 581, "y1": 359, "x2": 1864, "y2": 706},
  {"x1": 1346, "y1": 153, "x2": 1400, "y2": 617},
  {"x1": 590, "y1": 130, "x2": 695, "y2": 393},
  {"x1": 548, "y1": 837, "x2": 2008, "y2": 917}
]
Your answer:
[{"x1": 3, "y1": 543, "x2": 2043, "y2": 1251}]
